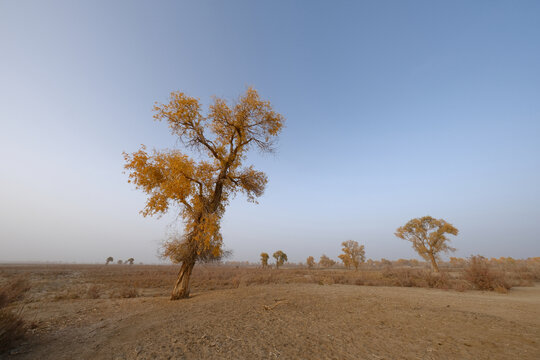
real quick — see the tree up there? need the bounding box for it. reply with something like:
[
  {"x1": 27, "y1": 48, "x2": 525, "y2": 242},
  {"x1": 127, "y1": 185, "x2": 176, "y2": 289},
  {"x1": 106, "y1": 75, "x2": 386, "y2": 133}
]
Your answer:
[
  {"x1": 126, "y1": 258, "x2": 135, "y2": 265},
  {"x1": 395, "y1": 216, "x2": 458, "y2": 272},
  {"x1": 106, "y1": 256, "x2": 113, "y2": 265},
  {"x1": 273, "y1": 250, "x2": 288, "y2": 269},
  {"x1": 319, "y1": 254, "x2": 336, "y2": 268},
  {"x1": 338, "y1": 240, "x2": 365, "y2": 270},
  {"x1": 117, "y1": 260, "x2": 123, "y2": 265},
  {"x1": 260, "y1": 252, "x2": 269, "y2": 268},
  {"x1": 306, "y1": 256, "x2": 315, "y2": 269},
  {"x1": 124, "y1": 88, "x2": 284, "y2": 299}
]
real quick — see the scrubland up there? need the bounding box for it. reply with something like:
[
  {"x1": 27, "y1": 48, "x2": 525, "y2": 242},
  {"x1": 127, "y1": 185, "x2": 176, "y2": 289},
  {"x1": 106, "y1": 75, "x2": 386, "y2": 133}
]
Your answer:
[{"x1": 1, "y1": 260, "x2": 539, "y2": 359}]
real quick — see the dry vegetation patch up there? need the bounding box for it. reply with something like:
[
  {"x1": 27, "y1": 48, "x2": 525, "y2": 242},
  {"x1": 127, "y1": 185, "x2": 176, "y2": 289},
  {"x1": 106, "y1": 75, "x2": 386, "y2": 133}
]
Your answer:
[
  {"x1": 0, "y1": 276, "x2": 30, "y2": 353},
  {"x1": 1, "y1": 264, "x2": 539, "y2": 358}
]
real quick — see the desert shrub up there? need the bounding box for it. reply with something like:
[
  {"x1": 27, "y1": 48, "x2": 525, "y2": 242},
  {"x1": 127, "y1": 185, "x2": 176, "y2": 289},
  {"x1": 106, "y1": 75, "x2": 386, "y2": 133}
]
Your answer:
[
  {"x1": 382, "y1": 268, "x2": 412, "y2": 286},
  {"x1": 453, "y1": 279, "x2": 473, "y2": 292},
  {"x1": 118, "y1": 286, "x2": 139, "y2": 298},
  {"x1": 53, "y1": 288, "x2": 81, "y2": 301},
  {"x1": 462, "y1": 256, "x2": 510, "y2": 291},
  {"x1": 231, "y1": 276, "x2": 241, "y2": 288},
  {"x1": 0, "y1": 310, "x2": 26, "y2": 353},
  {"x1": 0, "y1": 277, "x2": 30, "y2": 353},
  {"x1": 0, "y1": 277, "x2": 30, "y2": 308},
  {"x1": 420, "y1": 270, "x2": 451, "y2": 290},
  {"x1": 86, "y1": 285, "x2": 101, "y2": 299}
]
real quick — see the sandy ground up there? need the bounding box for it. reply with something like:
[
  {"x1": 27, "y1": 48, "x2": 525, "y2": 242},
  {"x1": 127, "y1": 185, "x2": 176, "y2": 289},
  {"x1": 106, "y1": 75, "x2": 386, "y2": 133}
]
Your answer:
[{"x1": 6, "y1": 283, "x2": 540, "y2": 360}]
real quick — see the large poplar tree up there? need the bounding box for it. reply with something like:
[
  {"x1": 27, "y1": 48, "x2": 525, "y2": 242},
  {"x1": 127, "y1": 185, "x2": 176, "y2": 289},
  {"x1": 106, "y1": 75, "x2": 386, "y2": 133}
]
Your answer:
[{"x1": 124, "y1": 88, "x2": 284, "y2": 299}]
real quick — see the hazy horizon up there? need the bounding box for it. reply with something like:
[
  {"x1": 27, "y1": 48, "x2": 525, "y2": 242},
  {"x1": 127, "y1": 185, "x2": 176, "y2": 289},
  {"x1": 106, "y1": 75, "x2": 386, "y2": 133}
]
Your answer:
[{"x1": 1, "y1": 0, "x2": 539, "y2": 264}]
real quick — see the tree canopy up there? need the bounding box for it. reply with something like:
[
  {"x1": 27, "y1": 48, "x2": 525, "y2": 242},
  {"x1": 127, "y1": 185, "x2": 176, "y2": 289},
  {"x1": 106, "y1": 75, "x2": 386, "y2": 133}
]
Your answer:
[
  {"x1": 273, "y1": 250, "x2": 288, "y2": 269},
  {"x1": 338, "y1": 240, "x2": 365, "y2": 270},
  {"x1": 395, "y1": 216, "x2": 458, "y2": 272},
  {"x1": 124, "y1": 88, "x2": 284, "y2": 299}
]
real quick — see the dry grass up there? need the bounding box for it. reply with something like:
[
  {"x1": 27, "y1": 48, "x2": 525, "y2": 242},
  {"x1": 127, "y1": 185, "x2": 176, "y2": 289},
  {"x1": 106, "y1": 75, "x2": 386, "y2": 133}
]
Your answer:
[
  {"x1": 0, "y1": 258, "x2": 537, "y2": 307},
  {"x1": 117, "y1": 286, "x2": 139, "y2": 299},
  {"x1": 0, "y1": 276, "x2": 30, "y2": 353}
]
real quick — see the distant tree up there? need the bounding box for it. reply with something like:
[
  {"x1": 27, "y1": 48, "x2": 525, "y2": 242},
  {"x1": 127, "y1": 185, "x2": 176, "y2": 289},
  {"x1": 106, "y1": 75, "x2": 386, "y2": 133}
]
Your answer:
[
  {"x1": 273, "y1": 250, "x2": 288, "y2": 269},
  {"x1": 106, "y1": 256, "x2": 113, "y2": 265},
  {"x1": 395, "y1": 216, "x2": 458, "y2": 272},
  {"x1": 338, "y1": 240, "x2": 365, "y2": 270},
  {"x1": 126, "y1": 258, "x2": 134, "y2": 265},
  {"x1": 124, "y1": 88, "x2": 284, "y2": 299},
  {"x1": 380, "y1": 258, "x2": 392, "y2": 267},
  {"x1": 260, "y1": 252, "x2": 269, "y2": 268},
  {"x1": 319, "y1": 254, "x2": 336, "y2": 268},
  {"x1": 117, "y1": 260, "x2": 123, "y2": 265},
  {"x1": 306, "y1": 256, "x2": 315, "y2": 269}
]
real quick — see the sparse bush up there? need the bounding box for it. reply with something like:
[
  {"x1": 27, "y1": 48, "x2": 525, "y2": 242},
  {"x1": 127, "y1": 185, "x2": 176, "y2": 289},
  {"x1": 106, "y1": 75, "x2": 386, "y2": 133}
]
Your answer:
[
  {"x1": 86, "y1": 285, "x2": 101, "y2": 299},
  {"x1": 0, "y1": 310, "x2": 26, "y2": 353},
  {"x1": 53, "y1": 289, "x2": 80, "y2": 301},
  {"x1": 462, "y1": 255, "x2": 510, "y2": 291},
  {"x1": 421, "y1": 270, "x2": 451, "y2": 289},
  {"x1": 0, "y1": 277, "x2": 30, "y2": 308},
  {"x1": 453, "y1": 279, "x2": 473, "y2": 292},
  {"x1": 118, "y1": 286, "x2": 138, "y2": 298},
  {"x1": 0, "y1": 276, "x2": 30, "y2": 353}
]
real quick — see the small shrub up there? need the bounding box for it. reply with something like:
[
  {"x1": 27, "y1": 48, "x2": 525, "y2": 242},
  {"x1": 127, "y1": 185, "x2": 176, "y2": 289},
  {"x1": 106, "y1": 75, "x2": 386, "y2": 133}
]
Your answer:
[
  {"x1": 231, "y1": 276, "x2": 241, "y2": 288},
  {"x1": 53, "y1": 289, "x2": 80, "y2": 301},
  {"x1": 462, "y1": 256, "x2": 510, "y2": 291},
  {"x1": 119, "y1": 287, "x2": 138, "y2": 298},
  {"x1": 0, "y1": 310, "x2": 26, "y2": 353},
  {"x1": 0, "y1": 277, "x2": 30, "y2": 308},
  {"x1": 0, "y1": 277, "x2": 30, "y2": 353},
  {"x1": 453, "y1": 280, "x2": 472, "y2": 292},
  {"x1": 86, "y1": 285, "x2": 101, "y2": 299},
  {"x1": 421, "y1": 271, "x2": 451, "y2": 290}
]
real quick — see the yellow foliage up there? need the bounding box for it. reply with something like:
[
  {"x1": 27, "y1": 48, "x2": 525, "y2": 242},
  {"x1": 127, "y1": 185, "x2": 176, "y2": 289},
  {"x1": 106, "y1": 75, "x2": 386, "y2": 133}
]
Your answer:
[
  {"x1": 273, "y1": 251, "x2": 288, "y2": 269},
  {"x1": 260, "y1": 252, "x2": 269, "y2": 268},
  {"x1": 338, "y1": 240, "x2": 365, "y2": 270},
  {"x1": 319, "y1": 255, "x2": 336, "y2": 268},
  {"x1": 395, "y1": 216, "x2": 458, "y2": 272},
  {"x1": 124, "y1": 88, "x2": 284, "y2": 298}
]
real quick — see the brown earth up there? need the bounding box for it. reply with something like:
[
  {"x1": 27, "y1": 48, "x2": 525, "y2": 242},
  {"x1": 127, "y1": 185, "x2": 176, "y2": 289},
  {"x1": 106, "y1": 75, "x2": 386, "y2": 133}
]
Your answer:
[{"x1": 6, "y1": 280, "x2": 540, "y2": 359}]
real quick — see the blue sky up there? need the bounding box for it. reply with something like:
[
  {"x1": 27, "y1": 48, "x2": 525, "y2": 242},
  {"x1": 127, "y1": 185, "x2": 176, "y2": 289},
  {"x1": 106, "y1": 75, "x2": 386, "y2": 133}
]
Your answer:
[{"x1": 1, "y1": 0, "x2": 539, "y2": 263}]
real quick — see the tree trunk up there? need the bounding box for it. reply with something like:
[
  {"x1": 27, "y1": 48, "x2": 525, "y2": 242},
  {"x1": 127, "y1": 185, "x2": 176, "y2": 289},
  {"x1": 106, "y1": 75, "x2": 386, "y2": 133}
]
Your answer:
[
  {"x1": 171, "y1": 260, "x2": 195, "y2": 300},
  {"x1": 428, "y1": 253, "x2": 439, "y2": 272}
]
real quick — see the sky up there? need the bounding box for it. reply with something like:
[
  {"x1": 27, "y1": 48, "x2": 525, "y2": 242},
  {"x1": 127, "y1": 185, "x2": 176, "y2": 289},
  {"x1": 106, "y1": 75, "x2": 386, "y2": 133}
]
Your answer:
[{"x1": 1, "y1": 0, "x2": 539, "y2": 264}]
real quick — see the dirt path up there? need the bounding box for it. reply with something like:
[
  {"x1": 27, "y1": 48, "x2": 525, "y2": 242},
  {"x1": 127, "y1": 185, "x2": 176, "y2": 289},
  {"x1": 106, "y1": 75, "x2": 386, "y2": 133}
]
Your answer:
[{"x1": 9, "y1": 284, "x2": 540, "y2": 359}]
